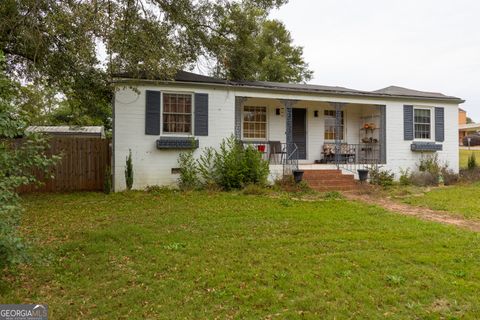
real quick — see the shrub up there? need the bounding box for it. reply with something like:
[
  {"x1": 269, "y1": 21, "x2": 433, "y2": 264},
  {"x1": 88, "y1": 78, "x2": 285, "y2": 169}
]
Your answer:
[
  {"x1": 369, "y1": 167, "x2": 394, "y2": 187},
  {"x1": 418, "y1": 154, "x2": 441, "y2": 179},
  {"x1": 125, "y1": 149, "x2": 134, "y2": 190},
  {"x1": 243, "y1": 145, "x2": 270, "y2": 185},
  {"x1": 441, "y1": 167, "x2": 459, "y2": 186},
  {"x1": 178, "y1": 151, "x2": 199, "y2": 190},
  {"x1": 467, "y1": 153, "x2": 477, "y2": 170},
  {"x1": 103, "y1": 166, "x2": 112, "y2": 194},
  {"x1": 197, "y1": 147, "x2": 216, "y2": 188},
  {"x1": 410, "y1": 171, "x2": 438, "y2": 187},
  {"x1": 460, "y1": 167, "x2": 480, "y2": 182},
  {"x1": 399, "y1": 168, "x2": 412, "y2": 186},
  {"x1": 213, "y1": 136, "x2": 247, "y2": 190}
]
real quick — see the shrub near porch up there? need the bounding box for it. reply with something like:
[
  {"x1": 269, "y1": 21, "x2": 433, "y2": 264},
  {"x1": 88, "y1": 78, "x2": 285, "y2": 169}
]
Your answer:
[{"x1": 2, "y1": 191, "x2": 480, "y2": 318}]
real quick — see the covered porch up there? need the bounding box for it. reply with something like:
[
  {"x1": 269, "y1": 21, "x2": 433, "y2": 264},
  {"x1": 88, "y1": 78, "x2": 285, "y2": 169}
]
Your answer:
[{"x1": 235, "y1": 96, "x2": 386, "y2": 168}]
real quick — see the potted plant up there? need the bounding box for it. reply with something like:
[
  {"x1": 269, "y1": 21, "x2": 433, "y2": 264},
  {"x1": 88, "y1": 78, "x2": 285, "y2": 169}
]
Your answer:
[
  {"x1": 293, "y1": 169, "x2": 304, "y2": 183},
  {"x1": 357, "y1": 169, "x2": 369, "y2": 182}
]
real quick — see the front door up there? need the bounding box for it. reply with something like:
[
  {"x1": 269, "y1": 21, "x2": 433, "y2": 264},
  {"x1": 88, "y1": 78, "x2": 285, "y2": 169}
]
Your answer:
[{"x1": 292, "y1": 108, "x2": 307, "y2": 159}]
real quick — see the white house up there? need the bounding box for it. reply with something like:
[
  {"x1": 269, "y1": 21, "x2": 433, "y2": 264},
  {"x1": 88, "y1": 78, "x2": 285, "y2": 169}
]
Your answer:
[{"x1": 112, "y1": 71, "x2": 463, "y2": 191}]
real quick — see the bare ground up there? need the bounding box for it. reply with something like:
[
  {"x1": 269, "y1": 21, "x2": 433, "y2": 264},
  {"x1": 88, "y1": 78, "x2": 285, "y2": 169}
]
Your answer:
[{"x1": 343, "y1": 190, "x2": 480, "y2": 232}]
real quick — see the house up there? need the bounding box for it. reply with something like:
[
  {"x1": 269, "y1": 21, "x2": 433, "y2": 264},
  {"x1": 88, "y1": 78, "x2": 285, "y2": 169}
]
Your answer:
[
  {"x1": 26, "y1": 126, "x2": 106, "y2": 139},
  {"x1": 458, "y1": 109, "x2": 480, "y2": 145},
  {"x1": 112, "y1": 71, "x2": 463, "y2": 191}
]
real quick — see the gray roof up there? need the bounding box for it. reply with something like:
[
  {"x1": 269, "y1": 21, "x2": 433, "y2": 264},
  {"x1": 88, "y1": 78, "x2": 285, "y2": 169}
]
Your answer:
[
  {"x1": 26, "y1": 126, "x2": 105, "y2": 137},
  {"x1": 114, "y1": 71, "x2": 464, "y2": 103}
]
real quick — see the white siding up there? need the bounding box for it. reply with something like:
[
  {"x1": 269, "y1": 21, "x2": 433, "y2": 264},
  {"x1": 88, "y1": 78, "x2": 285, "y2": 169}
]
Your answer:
[{"x1": 114, "y1": 83, "x2": 460, "y2": 190}]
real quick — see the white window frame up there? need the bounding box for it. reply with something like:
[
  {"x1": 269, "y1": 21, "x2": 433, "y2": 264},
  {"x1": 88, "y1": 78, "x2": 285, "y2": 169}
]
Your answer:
[
  {"x1": 323, "y1": 109, "x2": 346, "y2": 142},
  {"x1": 161, "y1": 91, "x2": 195, "y2": 136},
  {"x1": 241, "y1": 105, "x2": 269, "y2": 141},
  {"x1": 413, "y1": 106, "x2": 434, "y2": 141}
]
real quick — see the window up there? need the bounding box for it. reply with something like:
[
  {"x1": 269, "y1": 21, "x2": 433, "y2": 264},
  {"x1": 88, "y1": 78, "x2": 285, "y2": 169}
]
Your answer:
[
  {"x1": 414, "y1": 108, "x2": 431, "y2": 139},
  {"x1": 163, "y1": 93, "x2": 192, "y2": 134},
  {"x1": 243, "y1": 106, "x2": 267, "y2": 139},
  {"x1": 324, "y1": 110, "x2": 344, "y2": 140}
]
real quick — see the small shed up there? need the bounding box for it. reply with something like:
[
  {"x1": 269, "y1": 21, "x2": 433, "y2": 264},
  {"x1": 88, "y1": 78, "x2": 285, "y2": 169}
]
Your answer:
[{"x1": 26, "y1": 126, "x2": 106, "y2": 139}]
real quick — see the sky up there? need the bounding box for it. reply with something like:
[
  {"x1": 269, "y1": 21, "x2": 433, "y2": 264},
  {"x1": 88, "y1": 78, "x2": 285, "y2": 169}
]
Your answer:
[{"x1": 270, "y1": 0, "x2": 480, "y2": 121}]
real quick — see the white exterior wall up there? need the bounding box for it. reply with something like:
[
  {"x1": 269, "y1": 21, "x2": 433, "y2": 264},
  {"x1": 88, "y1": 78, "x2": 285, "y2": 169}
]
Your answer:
[
  {"x1": 383, "y1": 101, "x2": 459, "y2": 177},
  {"x1": 114, "y1": 82, "x2": 459, "y2": 190}
]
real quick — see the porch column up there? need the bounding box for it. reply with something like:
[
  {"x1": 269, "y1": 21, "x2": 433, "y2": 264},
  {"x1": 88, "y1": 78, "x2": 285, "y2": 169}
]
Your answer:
[
  {"x1": 235, "y1": 96, "x2": 247, "y2": 139},
  {"x1": 379, "y1": 105, "x2": 387, "y2": 164},
  {"x1": 331, "y1": 102, "x2": 346, "y2": 165}
]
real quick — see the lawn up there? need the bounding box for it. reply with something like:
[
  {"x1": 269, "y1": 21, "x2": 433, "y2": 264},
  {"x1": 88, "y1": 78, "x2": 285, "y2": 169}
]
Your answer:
[
  {"x1": 459, "y1": 149, "x2": 480, "y2": 169},
  {"x1": 402, "y1": 182, "x2": 480, "y2": 221},
  {"x1": 2, "y1": 191, "x2": 480, "y2": 319}
]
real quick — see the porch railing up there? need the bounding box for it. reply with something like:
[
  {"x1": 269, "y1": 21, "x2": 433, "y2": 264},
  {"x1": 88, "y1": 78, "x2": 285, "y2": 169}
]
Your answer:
[{"x1": 330, "y1": 143, "x2": 381, "y2": 172}]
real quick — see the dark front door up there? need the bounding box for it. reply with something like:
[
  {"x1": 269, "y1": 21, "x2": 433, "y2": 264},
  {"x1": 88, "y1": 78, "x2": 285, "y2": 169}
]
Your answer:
[{"x1": 292, "y1": 108, "x2": 307, "y2": 159}]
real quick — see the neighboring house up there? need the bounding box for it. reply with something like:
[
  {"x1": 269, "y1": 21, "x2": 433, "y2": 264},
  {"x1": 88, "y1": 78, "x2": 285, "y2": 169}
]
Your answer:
[
  {"x1": 458, "y1": 109, "x2": 480, "y2": 145},
  {"x1": 26, "y1": 126, "x2": 106, "y2": 139},
  {"x1": 112, "y1": 71, "x2": 463, "y2": 191},
  {"x1": 459, "y1": 123, "x2": 480, "y2": 145}
]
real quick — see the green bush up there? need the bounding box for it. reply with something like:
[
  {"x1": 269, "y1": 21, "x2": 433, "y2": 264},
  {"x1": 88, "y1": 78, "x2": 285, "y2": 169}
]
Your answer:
[
  {"x1": 178, "y1": 151, "x2": 199, "y2": 190},
  {"x1": 418, "y1": 154, "x2": 441, "y2": 179},
  {"x1": 369, "y1": 167, "x2": 394, "y2": 187},
  {"x1": 197, "y1": 147, "x2": 216, "y2": 188},
  {"x1": 441, "y1": 167, "x2": 459, "y2": 186},
  {"x1": 467, "y1": 153, "x2": 477, "y2": 170},
  {"x1": 177, "y1": 135, "x2": 270, "y2": 191},
  {"x1": 103, "y1": 166, "x2": 112, "y2": 194},
  {"x1": 125, "y1": 149, "x2": 134, "y2": 190},
  {"x1": 399, "y1": 168, "x2": 412, "y2": 186}
]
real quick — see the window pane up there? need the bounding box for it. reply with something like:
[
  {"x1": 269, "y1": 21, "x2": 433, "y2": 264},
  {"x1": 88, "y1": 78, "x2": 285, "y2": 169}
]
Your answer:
[
  {"x1": 324, "y1": 110, "x2": 344, "y2": 140},
  {"x1": 414, "y1": 109, "x2": 431, "y2": 139},
  {"x1": 243, "y1": 106, "x2": 267, "y2": 139},
  {"x1": 162, "y1": 93, "x2": 192, "y2": 133}
]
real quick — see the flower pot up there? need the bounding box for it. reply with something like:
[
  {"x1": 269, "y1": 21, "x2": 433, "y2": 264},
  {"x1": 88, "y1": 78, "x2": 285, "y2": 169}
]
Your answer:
[
  {"x1": 293, "y1": 170, "x2": 304, "y2": 183},
  {"x1": 357, "y1": 169, "x2": 369, "y2": 182}
]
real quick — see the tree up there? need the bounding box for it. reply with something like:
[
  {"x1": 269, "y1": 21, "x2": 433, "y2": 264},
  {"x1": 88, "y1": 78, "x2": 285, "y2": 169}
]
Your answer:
[
  {"x1": 206, "y1": 3, "x2": 312, "y2": 82},
  {"x1": 0, "y1": 51, "x2": 58, "y2": 269},
  {"x1": 466, "y1": 117, "x2": 474, "y2": 124},
  {"x1": 1, "y1": 0, "x2": 310, "y2": 128}
]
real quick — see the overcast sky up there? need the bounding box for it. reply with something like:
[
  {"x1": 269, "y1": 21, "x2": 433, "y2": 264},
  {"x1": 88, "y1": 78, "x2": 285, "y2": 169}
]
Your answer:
[{"x1": 270, "y1": 0, "x2": 479, "y2": 121}]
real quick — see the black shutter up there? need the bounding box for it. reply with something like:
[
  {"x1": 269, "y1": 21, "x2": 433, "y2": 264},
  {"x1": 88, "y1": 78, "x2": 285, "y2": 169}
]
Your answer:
[
  {"x1": 404, "y1": 105, "x2": 414, "y2": 140},
  {"x1": 194, "y1": 93, "x2": 208, "y2": 136},
  {"x1": 145, "y1": 90, "x2": 161, "y2": 135},
  {"x1": 435, "y1": 107, "x2": 445, "y2": 142}
]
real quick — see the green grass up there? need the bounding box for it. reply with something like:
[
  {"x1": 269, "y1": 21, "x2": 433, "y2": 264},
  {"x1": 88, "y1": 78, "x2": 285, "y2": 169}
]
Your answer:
[
  {"x1": 2, "y1": 191, "x2": 480, "y2": 319},
  {"x1": 402, "y1": 182, "x2": 480, "y2": 221},
  {"x1": 459, "y1": 149, "x2": 480, "y2": 169}
]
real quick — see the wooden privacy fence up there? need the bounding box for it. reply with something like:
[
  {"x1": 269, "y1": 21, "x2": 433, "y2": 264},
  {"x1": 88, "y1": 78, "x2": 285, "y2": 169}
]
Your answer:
[{"x1": 18, "y1": 137, "x2": 111, "y2": 193}]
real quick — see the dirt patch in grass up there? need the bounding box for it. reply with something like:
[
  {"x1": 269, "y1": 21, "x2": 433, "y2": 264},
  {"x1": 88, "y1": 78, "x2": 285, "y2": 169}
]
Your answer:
[{"x1": 344, "y1": 189, "x2": 480, "y2": 232}]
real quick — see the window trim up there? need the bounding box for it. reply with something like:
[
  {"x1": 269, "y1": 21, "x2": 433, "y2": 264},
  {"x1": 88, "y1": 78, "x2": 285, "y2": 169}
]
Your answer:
[
  {"x1": 323, "y1": 109, "x2": 346, "y2": 142},
  {"x1": 413, "y1": 106, "x2": 434, "y2": 141},
  {"x1": 161, "y1": 91, "x2": 195, "y2": 136},
  {"x1": 241, "y1": 105, "x2": 269, "y2": 141}
]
